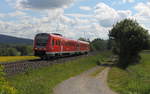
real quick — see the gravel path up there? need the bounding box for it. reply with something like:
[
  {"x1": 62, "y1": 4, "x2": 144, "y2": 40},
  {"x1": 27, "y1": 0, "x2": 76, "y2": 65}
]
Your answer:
[{"x1": 53, "y1": 67, "x2": 117, "y2": 94}]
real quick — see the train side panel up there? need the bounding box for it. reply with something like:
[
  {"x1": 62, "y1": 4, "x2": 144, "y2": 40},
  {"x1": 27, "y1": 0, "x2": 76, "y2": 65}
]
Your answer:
[{"x1": 34, "y1": 33, "x2": 90, "y2": 59}]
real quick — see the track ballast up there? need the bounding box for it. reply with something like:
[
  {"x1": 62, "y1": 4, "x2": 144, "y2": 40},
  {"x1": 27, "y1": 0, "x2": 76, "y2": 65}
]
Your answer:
[{"x1": 0, "y1": 54, "x2": 89, "y2": 76}]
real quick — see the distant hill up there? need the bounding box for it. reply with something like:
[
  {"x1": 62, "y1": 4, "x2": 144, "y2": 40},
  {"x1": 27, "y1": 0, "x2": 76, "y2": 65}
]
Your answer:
[{"x1": 0, "y1": 34, "x2": 33, "y2": 45}]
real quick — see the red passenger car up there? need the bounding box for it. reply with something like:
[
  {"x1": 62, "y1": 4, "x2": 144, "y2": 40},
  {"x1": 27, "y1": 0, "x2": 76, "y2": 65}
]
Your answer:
[{"x1": 33, "y1": 33, "x2": 90, "y2": 59}]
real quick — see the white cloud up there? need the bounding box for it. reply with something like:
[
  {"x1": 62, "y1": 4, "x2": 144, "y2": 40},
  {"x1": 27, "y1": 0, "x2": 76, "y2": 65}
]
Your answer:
[
  {"x1": 13, "y1": 0, "x2": 75, "y2": 10},
  {"x1": 118, "y1": 10, "x2": 132, "y2": 18},
  {"x1": 0, "y1": 11, "x2": 26, "y2": 18},
  {"x1": 65, "y1": 13, "x2": 92, "y2": 18},
  {"x1": 1, "y1": 1, "x2": 135, "y2": 40},
  {"x1": 79, "y1": 6, "x2": 91, "y2": 11},
  {"x1": 94, "y1": 3, "x2": 131, "y2": 27},
  {"x1": 4, "y1": 0, "x2": 114, "y2": 40},
  {"x1": 134, "y1": 2, "x2": 150, "y2": 17},
  {"x1": 133, "y1": 2, "x2": 150, "y2": 33},
  {"x1": 123, "y1": 0, "x2": 134, "y2": 3},
  {"x1": 94, "y1": 3, "x2": 118, "y2": 27}
]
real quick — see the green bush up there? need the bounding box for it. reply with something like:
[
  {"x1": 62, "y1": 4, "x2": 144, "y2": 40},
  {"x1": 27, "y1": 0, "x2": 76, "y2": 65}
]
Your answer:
[{"x1": 0, "y1": 65, "x2": 17, "y2": 94}]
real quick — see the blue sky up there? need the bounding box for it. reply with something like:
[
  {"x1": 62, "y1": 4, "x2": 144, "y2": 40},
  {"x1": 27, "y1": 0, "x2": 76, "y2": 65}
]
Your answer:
[
  {"x1": 0, "y1": 0, "x2": 150, "y2": 40},
  {"x1": 0, "y1": 0, "x2": 136, "y2": 15},
  {"x1": 0, "y1": 0, "x2": 142, "y2": 14}
]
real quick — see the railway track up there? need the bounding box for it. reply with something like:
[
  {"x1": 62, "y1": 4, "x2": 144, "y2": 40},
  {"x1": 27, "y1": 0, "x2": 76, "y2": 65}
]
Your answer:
[{"x1": 0, "y1": 54, "x2": 90, "y2": 76}]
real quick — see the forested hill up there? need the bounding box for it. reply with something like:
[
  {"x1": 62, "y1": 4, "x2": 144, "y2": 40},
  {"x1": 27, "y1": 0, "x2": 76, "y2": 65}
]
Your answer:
[{"x1": 0, "y1": 34, "x2": 33, "y2": 45}]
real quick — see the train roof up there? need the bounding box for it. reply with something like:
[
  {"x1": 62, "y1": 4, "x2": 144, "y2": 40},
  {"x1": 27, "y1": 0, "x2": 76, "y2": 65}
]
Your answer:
[
  {"x1": 51, "y1": 33, "x2": 63, "y2": 37},
  {"x1": 35, "y1": 33, "x2": 89, "y2": 44},
  {"x1": 50, "y1": 33, "x2": 63, "y2": 38},
  {"x1": 78, "y1": 40, "x2": 89, "y2": 44}
]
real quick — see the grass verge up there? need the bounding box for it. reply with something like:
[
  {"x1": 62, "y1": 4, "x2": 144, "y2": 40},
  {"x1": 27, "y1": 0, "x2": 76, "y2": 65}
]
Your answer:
[
  {"x1": 0, "y1": 56, "x2": 39, "y2": 63},
  {"x1": 108, "y1": 52, "x2": 150, "y2": 94},
  {"x1": 7, "y1": 52, "x2": 111, "y2": 94}
]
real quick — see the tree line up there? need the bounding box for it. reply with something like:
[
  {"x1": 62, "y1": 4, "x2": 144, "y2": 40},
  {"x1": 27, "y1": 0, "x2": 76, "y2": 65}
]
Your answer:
[
  {"x1": 0, "y1": 44, "x2": 33, "y2": 56},
  {"x1": 0, "y1": 38, "x2": 110, "y2": 56}
]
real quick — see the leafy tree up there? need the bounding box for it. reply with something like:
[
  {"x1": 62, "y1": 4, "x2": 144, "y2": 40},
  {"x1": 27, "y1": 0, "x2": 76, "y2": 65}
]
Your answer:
[
  {"x1": 26, "y1": 45, "x2": 33, "y2": 56},
  {"x1": 109, "y1": 19, "x2": 149, "y2": 69},
  {"x1": 15, "y1": 45, "x2": 33, "y2": 56},
  {"x1": 107, "y1": 39, "x2": 112, "y2": 50},
  {"x1": 146, "y1": 35, "x2": 150, "y2": 49},
  {"x1": 7, "y1": 48, "x2": 19, "y2": 56},
  {"x1": 0, "y1": 48, "x2": 19, "y2": 56},
  {"x1": 91, "y1": 38, "x2": 108, "y2": 51}
]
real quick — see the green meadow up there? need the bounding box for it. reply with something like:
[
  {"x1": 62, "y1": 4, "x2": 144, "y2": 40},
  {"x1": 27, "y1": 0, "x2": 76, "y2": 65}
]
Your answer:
[
  {"x1": 7, "y1": 52, "x2": 111, "y2": 94},
  {"x1": 108, "y1": 51, "x2": 150, "y2": 94}
]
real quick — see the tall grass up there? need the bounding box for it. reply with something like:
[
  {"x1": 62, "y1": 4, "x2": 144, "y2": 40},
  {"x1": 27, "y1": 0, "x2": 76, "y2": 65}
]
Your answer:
[
  {"x1": 108, "y1": 52, "x2": 150, "y2": 94},
  {"x1": 0, "y1": 65, "x2": 17, "y2": 94},
  {"x1": 7, "y1": 52, "x2": 111, "y2": 94}
]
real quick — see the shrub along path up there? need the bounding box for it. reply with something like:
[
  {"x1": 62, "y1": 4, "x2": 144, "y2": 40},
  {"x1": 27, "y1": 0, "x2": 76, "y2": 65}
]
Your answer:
[{"x1": 53, "y1": 66, "x2": 117, "y2": 94}]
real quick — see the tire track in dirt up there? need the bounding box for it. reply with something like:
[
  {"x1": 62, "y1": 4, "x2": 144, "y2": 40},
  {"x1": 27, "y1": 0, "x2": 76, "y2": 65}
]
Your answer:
[{"x1": 53, "y1": 66, "x2": 117, "y2": 94}]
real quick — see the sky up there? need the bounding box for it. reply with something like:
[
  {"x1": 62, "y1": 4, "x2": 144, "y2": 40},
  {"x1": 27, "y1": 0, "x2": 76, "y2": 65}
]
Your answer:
[{"x1": 0, "y1": 0, "x2": 150, "y2": 40}]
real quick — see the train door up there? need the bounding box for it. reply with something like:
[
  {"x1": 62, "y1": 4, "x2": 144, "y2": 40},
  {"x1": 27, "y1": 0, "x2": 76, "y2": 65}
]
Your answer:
[
  {"x1": 57, "y1": 39, "x2": 61, "y2": 52},
  {"x1": 51, "y1": 38, "x2": 55, "y2": 52},
  {"x1": 64, "y1": 41, "x2": 67, "y2": 53},
  {"x1": 77, "y1": 42, "x2": 80, "y2": 52},
  {"x1": 60, "y1": 39, "x2": 63, "y2": 53},
  {"x1": 54, "y1": 39, "x2": 60, "y2": 52}
]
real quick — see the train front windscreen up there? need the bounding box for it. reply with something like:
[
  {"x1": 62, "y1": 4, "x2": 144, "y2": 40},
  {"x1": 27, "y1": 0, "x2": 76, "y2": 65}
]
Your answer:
[{"x1": 35, "y1": 33, "x2": 49, "y2": 47}]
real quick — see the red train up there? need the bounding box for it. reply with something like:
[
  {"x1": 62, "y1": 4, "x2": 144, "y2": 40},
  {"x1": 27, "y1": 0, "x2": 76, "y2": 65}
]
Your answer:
[{"x1": 33, "y1": 33, "x2": 90, "y2": 59}]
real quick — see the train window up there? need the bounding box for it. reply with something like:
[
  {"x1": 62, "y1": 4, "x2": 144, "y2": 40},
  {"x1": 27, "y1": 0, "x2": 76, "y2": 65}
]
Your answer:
[
  {"x1": 70, "y1": 42, "x2": 72, "y2": 46},
  {"x1": 56, "y1": 40, "x2": 58, "y2": 46},
  {"x1": 65, "y1": 42, "x2": 68, "y2": 46},
  {"x1": 56, "y1": 40, "x2": 61, "y2": 46},
  {"x1": 35, "y1": 34, "x2": 48, "y2": 46},
  {"x1": 55, "y1": 40, "x2": 57, "y2": 45},
  {"x1": 54, "y1": 40, "x2": 56, "y2": 46},
  {"x1": 64, "y1": 42, "x2": 67, "y2": 46},
  {"x1": 52, "y1": 39, "x2": 54, "y2": 46},
  {"x1": 61, "y1": 41, "x2": 64, "y2": 46},
  {"x1": 70, "y1": 42, "x2": 73, "y2": 47},
  {"x1": 66, "y1": 42, "x2": 69, "y2": 46},
  {"x1": 69, "y1": 42, "x2": 71, "y2": 46},
  {"x1": 57, "y1": 40, "x2": 59, "y2": 46},
  {"x1": 59, "y1": 40, "x2": 61, "y2": 46}
]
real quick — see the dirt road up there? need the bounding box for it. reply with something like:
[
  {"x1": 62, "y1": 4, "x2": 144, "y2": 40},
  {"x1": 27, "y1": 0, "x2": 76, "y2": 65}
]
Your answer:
[{"x1": 53, "y1": 67, "x2": 117, "y2": 94}]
